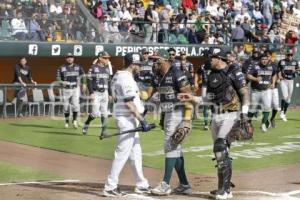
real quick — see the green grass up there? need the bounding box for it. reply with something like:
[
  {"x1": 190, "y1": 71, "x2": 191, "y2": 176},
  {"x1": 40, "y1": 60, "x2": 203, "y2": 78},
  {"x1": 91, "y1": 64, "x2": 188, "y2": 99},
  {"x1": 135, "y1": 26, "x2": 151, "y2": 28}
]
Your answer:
[
  {"x1": 0, "y1": 161, "x2": 61, "y2": 183},
  {"x1": 0, "y1": 111, "x2": 299, "y2": 174}
]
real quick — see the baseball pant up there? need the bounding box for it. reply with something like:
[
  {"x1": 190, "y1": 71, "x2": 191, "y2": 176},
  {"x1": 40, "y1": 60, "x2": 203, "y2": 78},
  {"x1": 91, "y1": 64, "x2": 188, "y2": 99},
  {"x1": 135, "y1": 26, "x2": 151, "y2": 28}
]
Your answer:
[
  {"x1": 211, "y1": 112, "x2": 238, "y2": 141},
  {"x1": 164, "y1": 108, "x2": 184, "y2": 158},
  {"x1": 62, "y1": 87, "x2": 80, "y2": 113},
  {"x1": 104, "y1": 116, "x2": 149, "y2": 191},
  {"x1": 271, "y1": 88, "x2": 280, "y2": 111},
  {"x1": 280, "y1": 79, "x2": 294, "y2": 103},
  {"x1": 249, "y1": 89, "x2": 272, "y2": 113},
  {"x1": 91, "y1": 91, "x2": 108, "y2": 118}
]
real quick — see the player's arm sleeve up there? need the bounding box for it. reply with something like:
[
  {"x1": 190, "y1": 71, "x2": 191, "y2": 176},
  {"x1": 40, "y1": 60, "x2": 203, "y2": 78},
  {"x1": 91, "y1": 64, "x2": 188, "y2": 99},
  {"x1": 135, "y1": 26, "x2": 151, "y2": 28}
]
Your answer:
[
  {"x1": 233, "y1": 68, "x2": 250, "y2": 113},
  {"x1": 87, "y1": 68, "x2": 93, "y2": 94},
  {"x1": 15, "y1": 65, "x2": 21, "y2": 80},
  {"x1": 120, "y1": 82, "x2": 136, "y2": 102}
]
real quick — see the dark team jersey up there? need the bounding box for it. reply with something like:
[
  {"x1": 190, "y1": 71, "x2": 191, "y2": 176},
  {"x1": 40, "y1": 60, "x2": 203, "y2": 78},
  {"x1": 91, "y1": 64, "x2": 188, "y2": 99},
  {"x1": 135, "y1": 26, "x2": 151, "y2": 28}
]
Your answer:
[
  {"x1": 207, "y1": 64, "x2": 246, "y2": 110},
  {"x1": 247, "y1": 64, "x2": 275, "y2": 90},
  {"x1": 87, "y1": 64, "x2": 111, "y2": 94},
  {"x1": 156, "y1": 66, "x2": 190, "y2": 112},
  {"x1": 13, "y1": 64, "x2": 32, "y2": 83},
  {"x1": 180, "y1": 60, "x2": 194, "y2": 86},
  {"x1": 197, "y1": 65, "x2": 209, "y2": 87},
  {"x1": 56, "y1": 64, "x2": 85, "y2": 88},
  {"x1": 270, "y1": 61, "x2": 279, "y2": 88},
  {"x1": 243, "y1": 58, "x2": 259, "y2": 74},
  {"x1": 278, "y1": 59, "x2": 299, "y2": 80},
  {"x1": 170, "y1": 59, "x2": 181, "y2": 69},
  {"x1": 135, "y1": 59, "x2": 155, "y2": 84}
]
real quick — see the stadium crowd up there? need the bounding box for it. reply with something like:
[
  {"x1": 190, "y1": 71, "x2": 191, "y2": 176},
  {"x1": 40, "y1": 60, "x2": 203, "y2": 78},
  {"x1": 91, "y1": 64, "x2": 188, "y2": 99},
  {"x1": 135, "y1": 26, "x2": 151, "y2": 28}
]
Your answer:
[
  {"x1": 87, "y1": 0, "x2": 300, "y2": 44},
  {"x1": 0, "y1": 0, "x2": 88, "y2": 41}
]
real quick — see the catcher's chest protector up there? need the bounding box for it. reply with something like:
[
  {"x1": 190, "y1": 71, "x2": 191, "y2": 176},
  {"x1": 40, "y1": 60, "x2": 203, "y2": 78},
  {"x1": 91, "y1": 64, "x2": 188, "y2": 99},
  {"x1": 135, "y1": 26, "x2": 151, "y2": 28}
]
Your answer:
[{"x1": 207, "y1": 69, "x2": 236, "y2": 105}]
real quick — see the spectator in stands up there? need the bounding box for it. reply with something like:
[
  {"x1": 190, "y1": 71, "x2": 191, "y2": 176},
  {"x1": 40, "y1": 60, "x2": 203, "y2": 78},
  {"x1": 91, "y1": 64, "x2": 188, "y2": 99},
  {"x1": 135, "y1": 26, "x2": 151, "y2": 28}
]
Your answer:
[
  {"x1": 252, "y1": 5, "x2": 264, "y2": 22},
  {"x1": 144, "y1": 2, "x2": 155, "y2": 43},
  {"x1": 262, "y1": 0, "x2": 274, "y2": 28},
  {"x1": 0, "y1": 3, "x2": 6, "y2": 18},
  {"x1": 285, "y1": 30, "x2": 298, "y2": 45},
  {"x1": 233, "y1": 0, "x2": 243, "y2": 15},
  {"x1": 241, "y1": 16, "x2": 253, "y2": 41},
  {"x1": 119, "y1": 18, "x2": 133, "y2": 42},
  {"x1": 27, "y1": 13, "x2": 43, "y2": 41},
  {"x1": 152, "y1": 5, "x2": 159, "y2": 43},
  {"x1": 231, "y1": 21, "x2": 244, "y2": 42},
  {"x1": 70, "y1": 8, "x2": 85, "y2": 41},
  {"x1": 58, "y1": 7, "x2": 72, "y2": 40},
  {"x1": 50, "y1": 0, "x2": 63, "y2": 18},
  {"x1": 14, "y1": 2, "x2": 28, "y2": 18},
  {"x1": 3, "y1": 2, "x2": 14, "y2": 18},
  {"x1": 39, "y1": 0, "x2": 50, "y2": 16},
  {"x1": 109, "y1": 19, "x2": 123, "y2": 42},
  {"x1": 37, "y1": 12, "x2": 53, "y2": 41},
  {"x1": 273, "y1": 0, "x2": 283, "y2": 20},
  {"x1": 182, "y1": 0, "x2": 194, "y2": 12},
  {"x1": 107, "y1": 0, "x2": 121, "y2": 18},
  {"x1": 92, "y1": 1, "x2": 104, "y2": 21},
  {"x1": 206, "y1": 0, "x2": 218, "y2": 18},
  {"x1": 135, "y1": 0, "x2": 145, "y2": 31},
  {"x1": 119, "y1": 6, "x2": 132, "y2": 21},
  {"x1": 11, "y1": 11, "x2": 28, "y2": 40},
  {"x1": 234, "y1": 8, "x2": 251, "y2": 23},
  {"x1": 159, "y1": 5, "x2": 171, "y2": 43}
]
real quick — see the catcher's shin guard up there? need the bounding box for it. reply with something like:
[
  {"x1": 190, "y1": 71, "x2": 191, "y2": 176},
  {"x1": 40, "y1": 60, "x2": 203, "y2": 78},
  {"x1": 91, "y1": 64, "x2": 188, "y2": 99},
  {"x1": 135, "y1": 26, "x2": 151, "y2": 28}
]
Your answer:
[{"x1": 213, "y1": 138, "x2": 232, "y2": 194}]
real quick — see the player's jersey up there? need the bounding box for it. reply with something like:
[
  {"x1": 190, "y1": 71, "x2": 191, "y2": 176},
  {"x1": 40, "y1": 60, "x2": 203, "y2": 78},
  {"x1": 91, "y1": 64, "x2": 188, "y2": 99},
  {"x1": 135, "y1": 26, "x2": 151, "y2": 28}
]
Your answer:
[
  {"x1": 56, "y1": 64, "x2": 85, "y2": 88},
  {"x1": 111, "y1": 70, "x2": 144, "y2": 116},
  {"x1": 13, "y1": 64, "x2": 32, "y2": 83},
  {"x1": 247, "y1": 63, "x2": 275, "y2": 90},
  {"x1": 243, "y1": 58, "x2": 259, "y2": 74},
  {"x1": 156, "y1": 66, "x2": 189, "y2": 112},
  {"x1": 135, "y1": 59, "x2": 154, "y2": 84},
  {"x1": 197, "y1": 65, "x2": 209, "y2": 87},
  {"x1": 87, "y1": 64, "x2": 111, "y2": 93},
  {"x1": 180, "y1": 60, "x2": 194, "y2": 86},
  {"x1": 270, "y1": 61, "x2": 279, "y2": 88},
  {"x1": 207, "y1": 64, "x2": 246, "y2": 111},
  {"x1": 278, "y1": 59, "x2": 299, "y2": 80},
  {"x1": 170, "y1": 59, "x2": 181, "y2": 69}
]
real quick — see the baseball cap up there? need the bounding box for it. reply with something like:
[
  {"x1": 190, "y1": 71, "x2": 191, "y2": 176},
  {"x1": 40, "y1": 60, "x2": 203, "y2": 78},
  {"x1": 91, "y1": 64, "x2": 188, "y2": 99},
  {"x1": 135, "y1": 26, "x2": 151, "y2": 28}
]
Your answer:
[
  {"x1": 124, "y1": 52, "x2": 141, "y2": 66},
  {"x1": 210, "y1": 48, "x2": 227, "y2": 60},
  {"x1": 65, "y1": 52, "x2": 74, "y2": 58},
  {"x1": 286, "y1": 49, "x2": 294, "y2": 55},
  {"x1": 151, "y1": 49, "x2": 169, "y2": 60},
  {"x1": 98, "y1": 51, "x2": 110, "y2": 58}
]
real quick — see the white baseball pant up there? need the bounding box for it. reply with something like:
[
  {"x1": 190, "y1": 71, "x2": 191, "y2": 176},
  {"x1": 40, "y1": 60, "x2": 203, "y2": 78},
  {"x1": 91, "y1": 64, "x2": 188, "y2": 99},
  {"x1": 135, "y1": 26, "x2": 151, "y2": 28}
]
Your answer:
[
  {"x1": 271, "y1": 88, "x2": 280, "y2": 110},
  {"x1": 249, "y1": 89, "x2": 272, "y2": 112},
  {"x1": 211, "y1": 112, "x2": 238, "y2": 142},
  {"x1": 91, "y1": 91, "x2": 108, "y2": 117},
  {"x1": 62, "y1": 87, "x2": 80, "y2": 113},
  {"x1": 280, "y1": 79, "x2": 294, "y2": 103},
  {"x1": 104, "y1": 116, "x2": 149, "y2": 191}
]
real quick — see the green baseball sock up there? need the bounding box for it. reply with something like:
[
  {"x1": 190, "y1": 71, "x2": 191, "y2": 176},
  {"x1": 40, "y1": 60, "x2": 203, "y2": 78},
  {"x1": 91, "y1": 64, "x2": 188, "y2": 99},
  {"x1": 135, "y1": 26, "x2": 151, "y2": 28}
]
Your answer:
[
  {"x1": 203, "y1": 106, "x2": 209, "y2": 126},
  {"x1": 175, "y1": 157, "x2": 189, "y2": 185},
  {"x1": 281, "y1": 100, "x2": 286, "y2": 111},
  {"x1": 64, "y1": 113, "x2": 70, "y2": 124},
  {"x1": 101, "y1": 115, "x2": 108, "y2": 133},
  {"x1": 270, "y1": 109, "x2": 278, "y2": 121},
  {"x1": 163, "y1": 157, "x2": 176, "y2": 184},
  {"x1": 85, "y1": 114, "x2": 94, "y2": 125},
  {"x1": 262, "y1": 112, "x2": 270, "y2": 124},
  {"x1": 284, "y1": 102, "x2": 289, "y2": 114}
]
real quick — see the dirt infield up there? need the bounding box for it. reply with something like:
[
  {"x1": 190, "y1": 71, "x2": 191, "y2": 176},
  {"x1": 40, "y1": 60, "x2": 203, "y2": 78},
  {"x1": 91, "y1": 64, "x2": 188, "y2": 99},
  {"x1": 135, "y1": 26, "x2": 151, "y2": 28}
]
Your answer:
[{"x1": 0, "y1": 140, "x2": 299, "y2": 200}]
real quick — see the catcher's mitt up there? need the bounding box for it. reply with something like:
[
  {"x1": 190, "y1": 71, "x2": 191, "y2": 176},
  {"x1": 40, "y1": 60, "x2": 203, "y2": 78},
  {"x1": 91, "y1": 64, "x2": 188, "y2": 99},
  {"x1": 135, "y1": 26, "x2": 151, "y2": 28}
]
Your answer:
[
  {"x1": 171, "y1": 121, "x2": 192, "y2": 145},
  {"x1": 228, "y1": 114, "x2": 254, "y2": 142}
]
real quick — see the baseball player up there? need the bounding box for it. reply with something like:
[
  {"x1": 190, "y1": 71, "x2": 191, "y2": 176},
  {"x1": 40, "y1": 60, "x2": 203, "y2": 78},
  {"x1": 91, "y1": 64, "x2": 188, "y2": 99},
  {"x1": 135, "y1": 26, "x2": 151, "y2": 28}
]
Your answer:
[
  {"x1": 178, "y1": 48, "x2": 250, "y2": 200},
  {"x1": 278, "y1": 50, "x2": 299, "y2": 121},
  {"x1": 142, "y1": 49, "x2": 193, "y2": 196},
  {"x1": 168, "y1": 48, "x2": 181, "y2": 69},
  {"x1": 135, "y1": 48, "x2": 155, "y2": 89},
  {"x1": 13, "y1": 57, "x2": 37, "y2": 117},
  {"x1": 103, "y1": 52, "x2": 152, "y2": 197},
  {"x1": 56, "y1": 53, "x2": 86, "y2": 129},
  {"x1": 265, "y1": 50, "x2": 280, "y2": 128},
  {"x1": 179, "y1": 50, "x2": 194, "y2": 87},
  {"x1": 247, "y1": 53, "x2": 276, "y2": 132},
  {"x1": 82, "y1": 51, "x2": 112, "y2": 137}
]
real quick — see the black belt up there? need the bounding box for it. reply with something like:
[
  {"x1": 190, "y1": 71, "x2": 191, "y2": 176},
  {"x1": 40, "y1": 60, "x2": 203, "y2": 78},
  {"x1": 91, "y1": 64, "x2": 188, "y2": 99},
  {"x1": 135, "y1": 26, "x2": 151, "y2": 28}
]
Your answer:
[{"x1": 64, "y1": 85, "x2": 77, "y2": 89}]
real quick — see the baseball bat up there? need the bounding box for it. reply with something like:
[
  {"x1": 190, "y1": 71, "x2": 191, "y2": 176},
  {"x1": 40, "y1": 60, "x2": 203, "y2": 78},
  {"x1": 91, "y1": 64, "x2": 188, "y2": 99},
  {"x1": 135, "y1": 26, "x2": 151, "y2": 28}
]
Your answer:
[{"x1": 99, "y1": 123, "x2": 156, "y2": 140}]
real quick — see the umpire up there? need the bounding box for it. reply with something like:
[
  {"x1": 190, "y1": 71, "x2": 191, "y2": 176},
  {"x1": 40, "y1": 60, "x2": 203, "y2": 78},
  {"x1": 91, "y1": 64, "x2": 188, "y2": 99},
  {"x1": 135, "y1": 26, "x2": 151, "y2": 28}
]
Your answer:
[
  {"x1": 178, "y1": 48, "x2": 250, "y2": 200},
  {"x1": 82, "y1": 51, "x2": 112, "y2": 137},
  {"x1": 56, "y1": 53, "x2": 86, "y2": 129}
]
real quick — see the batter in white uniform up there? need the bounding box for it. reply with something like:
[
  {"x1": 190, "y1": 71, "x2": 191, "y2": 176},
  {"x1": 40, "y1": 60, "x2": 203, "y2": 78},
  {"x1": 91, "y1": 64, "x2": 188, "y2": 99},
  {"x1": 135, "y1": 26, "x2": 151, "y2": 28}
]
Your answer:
[{"x1": 103, "y1": 52, "x2": 152, "y2": 197}]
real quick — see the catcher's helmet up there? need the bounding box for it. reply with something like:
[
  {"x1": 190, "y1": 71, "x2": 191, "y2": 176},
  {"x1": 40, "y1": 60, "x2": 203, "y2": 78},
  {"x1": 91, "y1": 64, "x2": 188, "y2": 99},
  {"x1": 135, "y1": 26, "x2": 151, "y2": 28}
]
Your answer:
[{"x1": 124, "y1": 52, "x2": 141, "y2": 67}]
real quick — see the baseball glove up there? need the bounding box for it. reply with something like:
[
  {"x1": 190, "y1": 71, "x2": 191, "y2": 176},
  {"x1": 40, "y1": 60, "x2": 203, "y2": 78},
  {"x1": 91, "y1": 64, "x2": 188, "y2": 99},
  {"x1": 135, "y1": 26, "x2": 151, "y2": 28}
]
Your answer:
[
  {"x1": 171, "y1": 120, "x2": 192, "y2": 145},
  {"x1": 228, "y1": 115, "x2": 254, "y2": 142}
]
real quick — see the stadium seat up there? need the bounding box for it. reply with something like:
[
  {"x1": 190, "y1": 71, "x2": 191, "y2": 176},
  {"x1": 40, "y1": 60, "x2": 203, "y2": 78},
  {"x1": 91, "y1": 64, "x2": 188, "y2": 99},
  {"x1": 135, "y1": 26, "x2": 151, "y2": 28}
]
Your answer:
[
  {"x1": 0, "y1": 90, "x2": 16, "y2": 118},
  {"x1": 28, "y1": 89, "x2": 44, "y2": 116},
  {"x1": 44, "y1": 88, "x2": 64, "y2": 116}
]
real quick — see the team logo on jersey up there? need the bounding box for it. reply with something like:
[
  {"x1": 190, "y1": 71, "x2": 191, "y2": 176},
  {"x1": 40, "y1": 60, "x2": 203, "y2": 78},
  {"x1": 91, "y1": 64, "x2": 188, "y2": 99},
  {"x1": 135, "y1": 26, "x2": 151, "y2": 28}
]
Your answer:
[
  {"x1": 212, "y1": 78, "x2": 218, "y2": 83},
  {"x1": 165, "y1": 77, "x2": 173, "y2": 83},
  {"x1": 74, "y1": 45, "x2": 82, "y2": 56},
  {"x1": 51, "y1": 45, "x2": 61, "y2": 56},
  {"x1": 28, "y1": 44, "x2": 38, "y2": 55}
]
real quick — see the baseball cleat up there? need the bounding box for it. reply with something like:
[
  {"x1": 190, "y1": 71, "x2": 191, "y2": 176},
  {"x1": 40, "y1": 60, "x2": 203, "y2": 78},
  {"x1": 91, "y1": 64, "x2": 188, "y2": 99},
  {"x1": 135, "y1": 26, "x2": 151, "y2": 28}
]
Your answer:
[
  {"x1": 151, "y1": 181, "x2": 171, "y2": 196},
  {"x1": 172, "y1": 183, "x2": 192, "y2": 195},
  {"x1": 280, "y1": 112, "x2": 287, "y2": 122},
  {"x1": 134, "y1": 186, "x2": 152, "y2": 194},
  {"x1": 82, "y1": 124, "x2": 89, "y2": 135},
  {"x1": 64, "y1": 123, "x2": 69, "y2": 129},
  {"x1": 204, "y1": 125, "x2": 210, "y2": 130},
  {"x1": 261, "y1": 123, "x2": 267, "y2": 133},
  {"x1": 103, "y1": 188, "x2": 125, "y2": 197},
  {"x1": 210, "y1": 190, "x2": 233, "y2": 200},
  {"x1": 73, "y1": 120, "x2": 78, "y2": 129}
]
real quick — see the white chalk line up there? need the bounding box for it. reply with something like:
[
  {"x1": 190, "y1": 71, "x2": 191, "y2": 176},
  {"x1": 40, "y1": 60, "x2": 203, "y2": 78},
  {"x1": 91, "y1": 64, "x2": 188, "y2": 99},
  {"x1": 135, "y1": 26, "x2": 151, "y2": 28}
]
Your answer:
[{"x1": 0, "y1": 180, "x2": 299, "y2": 199}]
